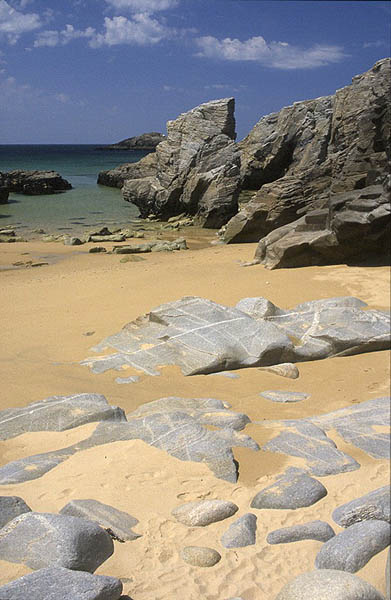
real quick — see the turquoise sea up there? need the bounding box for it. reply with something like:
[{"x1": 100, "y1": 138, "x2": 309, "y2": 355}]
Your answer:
[{"x1": 0, "y1": 145, "x2": 148, "y2": 236}]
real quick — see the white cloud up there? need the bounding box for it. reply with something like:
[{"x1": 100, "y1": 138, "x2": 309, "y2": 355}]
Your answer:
[
  {"x1": 195, "y1": 35, "x2": 346, "y2": 70},
  {"x1": 363, "y1": 40, "x2": 387, "y2": 49},
  {"x1": 0, "y1": 0, "x2": 41, "y2": 43},
  {"x1": 90, "y1": 13, "x2": 171, "y2": 47},
  {"x1": 104, "y1": 0, "x2": 179, "y2": 13},
  {"x1": 34, "y1": 23, "x2": 95, "y2": 47}
]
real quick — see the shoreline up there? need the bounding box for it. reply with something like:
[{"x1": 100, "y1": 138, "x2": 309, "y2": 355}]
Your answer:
[{"x1": 0, "y1": 238, "x2": 390, "y2": 598}]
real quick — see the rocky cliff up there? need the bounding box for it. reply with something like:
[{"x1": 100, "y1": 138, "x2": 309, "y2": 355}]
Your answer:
[
  {"x1": 221, "y1": 57, "x2": 390, "y2": 244},
  {"x1": 121, "y1": 98, "x2": 241, "y2": 228}
]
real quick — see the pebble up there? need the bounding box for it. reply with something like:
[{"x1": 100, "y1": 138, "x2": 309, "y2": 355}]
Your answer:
[{"x1": 181, "y1": 546, "x2": 221, "y2": 567}]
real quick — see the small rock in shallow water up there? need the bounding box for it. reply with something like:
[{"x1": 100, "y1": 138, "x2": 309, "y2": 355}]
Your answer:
[
  {"x1": 181, "y1": 546, "x2": 221, "y2": 567},
  {"x1": 172, "y1": 499, "x2": 238, "y2": 527},
  {"x1": 221, "y1": 513, "x2": 257, "y2": 548},
  {"x1": 274, "y1": 569, "x2": 385, "y2": 600},
  {"x1": 260, "y1": 390, "x2": 309, "y2": 403}
]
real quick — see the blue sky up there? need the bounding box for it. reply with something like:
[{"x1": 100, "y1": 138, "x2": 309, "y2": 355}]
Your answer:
[{"x1": 0, "y1": 0, "x2": 389, "y2": 143}]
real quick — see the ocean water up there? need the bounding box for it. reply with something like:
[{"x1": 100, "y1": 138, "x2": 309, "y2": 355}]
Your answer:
[{"x1": 0, "y1": 145, "x2": 148, "y2": 236}]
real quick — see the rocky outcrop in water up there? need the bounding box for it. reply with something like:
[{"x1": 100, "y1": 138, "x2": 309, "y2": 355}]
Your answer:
[
  {"x1": 221, "y1": 58, "x2": 390, "y2": 246},
  {"x1": 121, "y1": 98, "x2": 240, "y2": 228},
  {"x1": 97, "y1": 132, "x2": 165, "y2": 151},
  {"x1": 97, "y1": 152, "x2": 158, "y2": 188},
  {"x1": 0, "y1": 170, "x2": 72, "y2": 195},
  {"x1": 0, "y1": 188, "x2": 8, "y2": 204}
]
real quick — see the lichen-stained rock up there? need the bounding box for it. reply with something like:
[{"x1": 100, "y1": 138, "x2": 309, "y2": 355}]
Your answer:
[
  {"x1": 251, "y1": 468, "x2": 327, "y2": 510},
  {"x1": 274, "y1": 569, "x2": 386, "y2": 600},
  {"x1": 0, "y1": 567, "x2": 123, "y2": 600},
  {"x1": 267, "y1": 520, "x2": 335, "y2": 545},
  {"x1": 0, "y1": 393, "x2": 126, "y2": 441},
  {"x1": 172, "y1": 499, "x2": 238, "y2": 527},
  {"x1": 315, "y1": 520, "x2": 391, "y2": 573},
  {"x1": 81, "y1": 296, "x2": 292, "y2": 377},
  {"x1": 122, "y1": 98, "x2": 241, "y2": 227},
  {"x1": 60, "y1": 499, "x2": 141, "y2": 542},
  {"x1": 332, "y1": 487, "x2": 391, "y2": 528},
  {"x1": 81, "y1": 296, "x2": 390, "y2": 380},
  {"x1": 0, "y1": 496, "x2": 31, "y2": 529},
  {"x1": 0, "y1": 512, "x2": 114, "y2": 572}
]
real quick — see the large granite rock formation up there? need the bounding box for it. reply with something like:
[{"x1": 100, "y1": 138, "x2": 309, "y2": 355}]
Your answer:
[
  {"x1": 98, "y1": 131, "x2": 165, "y2": 151},
  {"x1": 221, "y1": 58, "x2": 390, "y2": 249},
  {"x1": 97, "y1": 152, "x2": 158, "y2": 188},
  {"x1": 121, "y1": 98, "x2": 241, "y2": 228},
  {"x1": 0, "y1": 170, "x2": 72, "y2": 195}
]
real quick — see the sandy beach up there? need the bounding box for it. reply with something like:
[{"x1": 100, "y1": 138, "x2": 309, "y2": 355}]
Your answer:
[{"x1": 0, "y1": 236, "x2": 389, "y2": 598}]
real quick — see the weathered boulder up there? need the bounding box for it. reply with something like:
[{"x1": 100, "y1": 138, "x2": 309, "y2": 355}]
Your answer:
[
  {"x1": 220, "y1": 513, "x2": 257, "y2": 548},
  {"x1": 221, "y1": 58, "x2": 390, "y2": 246},
  {"x1": 0, "y1": 170, "x2": 72, "y2": 195},
  {"x1": 172, "y1": 499, "x2": 238, "y2": 527},
  {"x1": 112, "y1": 238, "x2": 187, "y2": 253},
  {"x1": 180, "y1": 546, "x2": 221, "y2": 567},
  {"x1": 121, "y1": 98, "x2": 241, "y2": 228},
  {"x1": 0, "y1": 496, "x2": 31, "y2": 529},
  {"x1": 250, "y1": 468, "x2": 327, "y2": 510},
  {"x1": 315, "y1": 520, "x2": 391, "y2": 573},
  {"x1": 98, "y1": 131, "x2": 165, "y2": 151},
  {"x1": 0, "y1": 566, "x2": 123, "y2": 600},
  {"x1": 98, "y1": 152, "x2": 158, "y2": 188},
  {"x1": 267, "y1": 520, "x2": 335, "y2": 544},
  {"x1": 0, "y1": 512, "x2": 114, "y2": 572},
  {"x1": 332, "y1": 487, "x2": 391, "y2": 527},
  {"x1": 274, "y1": 569, "x2": 385, "y2": 600},
  {"x1": 253, "y1": 181, "x2": 390, "y2": 269}
]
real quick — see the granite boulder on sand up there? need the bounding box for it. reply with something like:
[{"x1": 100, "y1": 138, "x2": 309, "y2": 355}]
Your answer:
[
  {"x1": 0, "y1": 567, "x2": 123, "y2": 600},
  {"x1": 80, "y1": 295, "x2": 390, "y2": 378}
]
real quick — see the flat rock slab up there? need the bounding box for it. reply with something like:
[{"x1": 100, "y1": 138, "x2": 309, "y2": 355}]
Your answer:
[
  {"x1": 80, "y1": 296, "x2": 390, "y2": 379},
  {"x1": 311, "y1": 397, "x2": 391, "y2": 459},
  {"x1": 262, "y1": 421, "x2": 359, "y2": 476},
  {"x1": 115, "y1": 375, "x2": 140, "y2": 384},
  {"x1": 260, "y1": 391, "x2": 309, "y2": 403},
  {"x1": 315, "y1": 520, "x2": 391, "y2": 573},
  {"x1": 0, "y1": 393, "x2": 126, "y2": 441},
  {"x1": 60, "y1": 499, "x2": 141, "y2": 541},
  {"x1": 332, "y1": 486, "x2": 391, "y2": 527},
  {"x1": 0, "y1": 397, "x2": 258, "y2": 485},
  {"x1": 221, "y1": 513, "x2": 257, "y2": 548},
  {"x1": 181, "y1": 546, "x2": 221, "y2": 567},
  {"x1": 251, "y1": 468, "x2": 327, "y2": 510},
  {"x1": 274, "y1": 569, "x2": 386, "y2": 600},
  {"x1": 0, "y1": 512, "x2": 113, "y2": 572},
  {"x1": 267, "y1": 520, "x2": 335, "y2": 544},
  {"x1": 0, "y1": 566, "x2": 123, "y2": 600},
  {"x1": 0, "y1": 496, "x2": 31, "y2": 529},
  {"x1": 172, "y1": 499, "x2": 238, "y2": 527}
]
